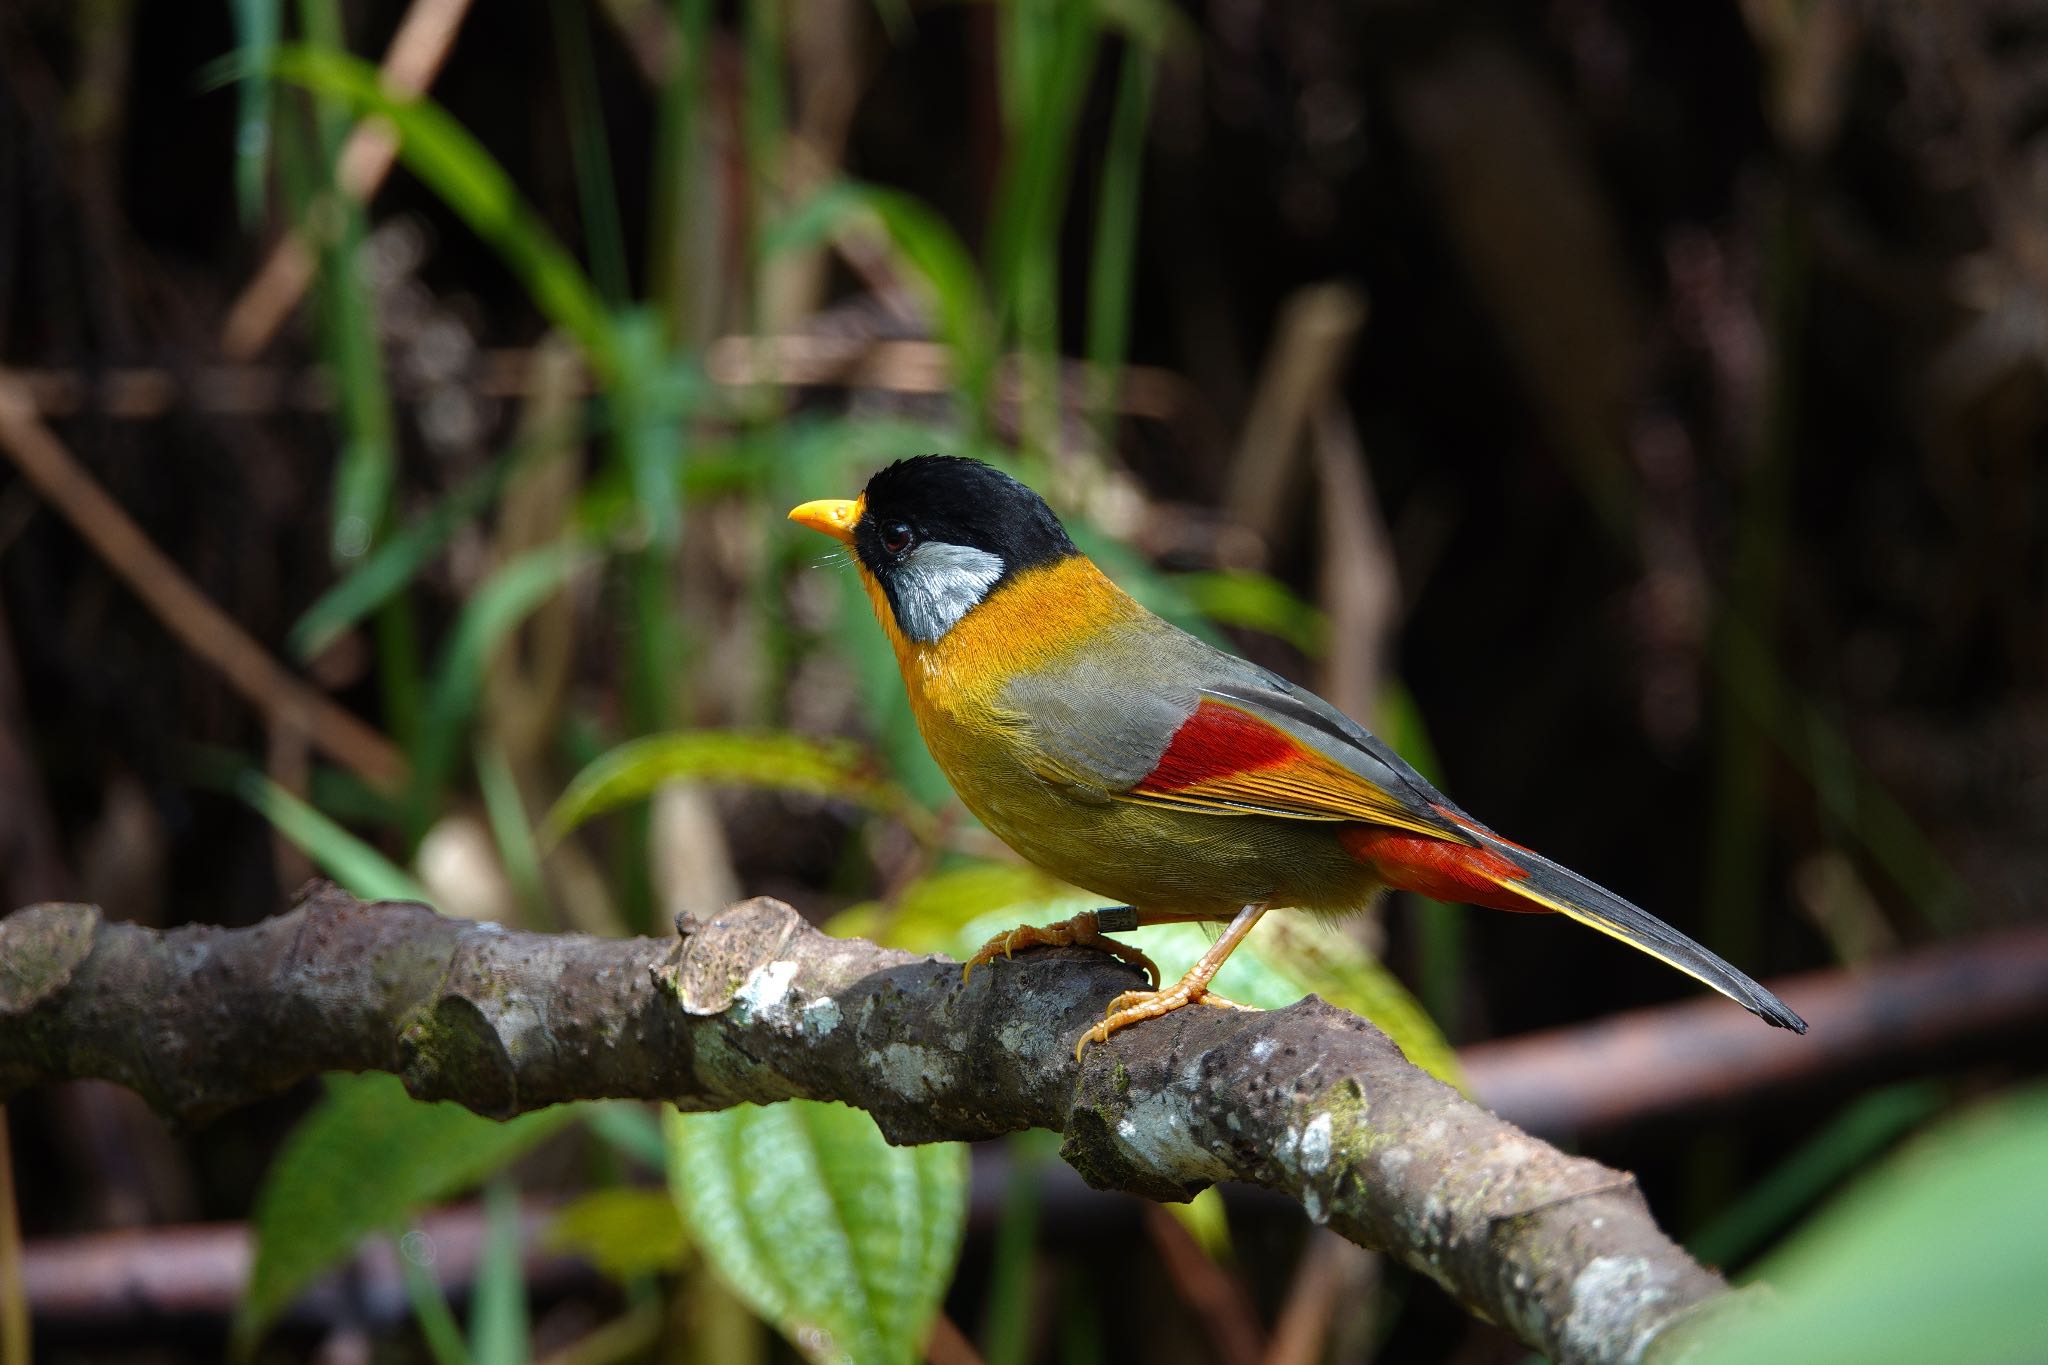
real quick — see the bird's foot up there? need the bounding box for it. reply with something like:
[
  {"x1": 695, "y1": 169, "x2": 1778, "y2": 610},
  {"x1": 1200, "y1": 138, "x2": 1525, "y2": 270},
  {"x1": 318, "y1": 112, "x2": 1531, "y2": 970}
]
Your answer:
[
  {"x1": 962, "y1": 908, "x2": 1161, "y2": 989},
  {"x1": 1074, "y1": 980, "x2": 1256, "y2": 1060}
]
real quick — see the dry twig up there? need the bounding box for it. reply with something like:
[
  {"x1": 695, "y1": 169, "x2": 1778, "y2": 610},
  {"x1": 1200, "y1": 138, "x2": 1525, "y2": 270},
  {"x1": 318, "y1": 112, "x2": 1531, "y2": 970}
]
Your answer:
[
  {"x1": 0, "y1": 376, "x2": 405, "y2": 788},
  {"x1": 220, "y1": 0, "x2": 478, "y2": 358}
]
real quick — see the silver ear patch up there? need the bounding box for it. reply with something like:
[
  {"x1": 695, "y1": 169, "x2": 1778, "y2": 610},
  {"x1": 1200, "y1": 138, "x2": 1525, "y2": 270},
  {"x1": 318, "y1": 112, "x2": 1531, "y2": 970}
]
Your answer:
[{"x1": 891, "y1": 541, "x2": 1005, "y2": 641}]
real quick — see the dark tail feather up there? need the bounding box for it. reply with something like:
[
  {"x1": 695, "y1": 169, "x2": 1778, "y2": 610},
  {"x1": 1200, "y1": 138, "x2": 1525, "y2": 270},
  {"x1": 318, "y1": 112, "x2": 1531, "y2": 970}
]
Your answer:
[{"x1": 1467, "y1": 829, "x2": 1809, "y2": 1034}]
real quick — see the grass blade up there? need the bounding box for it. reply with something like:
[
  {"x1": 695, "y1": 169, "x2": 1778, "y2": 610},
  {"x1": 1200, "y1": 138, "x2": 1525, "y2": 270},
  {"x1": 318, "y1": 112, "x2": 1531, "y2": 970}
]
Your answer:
[
  {"x1": 548, "y1": 0, "x2": 630, "y2": 307},
  {"x1": 770, "y1": 184, "x2": 997, "y2": 421},
  {"x1": 646, "y1": 0, "x2": 714, "y2": 341},
  {"x1": 287, "y1": 402, "x2": 593, "y2": 662},
  {"x1": 237, "y1": 771, "x2": 431, "y2": 904},
  {"x1": 268, "y1": 45, "x2": 620, "y2": 380},
  {"x1": 229, "y1": 0, "x2": 282, "y2": 225},
  {"x1": 410, "y1": 542, "x2": 593, "y2": 831},
  {"x1": 398, "y1": 1232, "x2": 476, "y2": 1365},
  {"x1": 1084, "y1": 42, "x2": 1156, "y2": 437},
  {"x1": 476, "y1": 738, "x2": 550, "y2": 927},
  {"x1": 469, "y1": 1180, "x2": 529, "y2": 1365}
]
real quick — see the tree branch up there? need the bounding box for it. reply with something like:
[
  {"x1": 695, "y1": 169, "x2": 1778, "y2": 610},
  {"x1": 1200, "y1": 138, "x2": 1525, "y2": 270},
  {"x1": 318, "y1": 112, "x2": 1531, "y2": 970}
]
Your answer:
[{"x1": 0, "y1": 884, "x2": 1735, "y2": 1364}]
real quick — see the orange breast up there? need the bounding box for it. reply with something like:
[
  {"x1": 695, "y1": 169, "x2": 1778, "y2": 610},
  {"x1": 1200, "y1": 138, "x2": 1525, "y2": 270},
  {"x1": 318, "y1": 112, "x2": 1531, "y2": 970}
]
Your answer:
[{"x1": 863, "y1": 554, "x2": 1144, "y2": 722}]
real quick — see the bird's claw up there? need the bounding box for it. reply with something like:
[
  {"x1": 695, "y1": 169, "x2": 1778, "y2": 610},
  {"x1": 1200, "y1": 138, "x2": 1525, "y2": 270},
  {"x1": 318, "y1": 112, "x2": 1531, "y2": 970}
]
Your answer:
[
  {"x1": 1073, "y1": 985, "x2": 1257, "y2": 1060},
  {"x1": 961, "y1": 911, "x2": 1160, "y2": 989}
]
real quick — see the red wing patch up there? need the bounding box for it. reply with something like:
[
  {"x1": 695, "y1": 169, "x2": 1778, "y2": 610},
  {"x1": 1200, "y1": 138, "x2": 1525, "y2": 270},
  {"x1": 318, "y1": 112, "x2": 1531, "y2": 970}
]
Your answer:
[
  {"x1": 1137, "y1": 699, "x2": 1302, "y2": 791},
  {"x1": 1122, "y1": 700, "x2": 1457, "y2": 840},
  {"x1": 1341, "y1": 827, "x2": 1543, "y2": 913}
]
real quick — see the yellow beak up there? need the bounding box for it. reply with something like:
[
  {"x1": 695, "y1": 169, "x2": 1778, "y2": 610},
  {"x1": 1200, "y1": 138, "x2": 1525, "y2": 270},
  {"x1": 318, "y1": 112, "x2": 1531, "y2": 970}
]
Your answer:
[{"x1": 788, "y1": 496, "x2": 862, "y2": 544}]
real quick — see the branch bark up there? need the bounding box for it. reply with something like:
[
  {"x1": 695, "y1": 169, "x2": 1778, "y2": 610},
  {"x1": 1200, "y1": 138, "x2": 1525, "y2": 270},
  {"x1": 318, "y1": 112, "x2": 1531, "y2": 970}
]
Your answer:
[{"x1": 0, "y1": 884, "x2": 1735, "y2": 1364}]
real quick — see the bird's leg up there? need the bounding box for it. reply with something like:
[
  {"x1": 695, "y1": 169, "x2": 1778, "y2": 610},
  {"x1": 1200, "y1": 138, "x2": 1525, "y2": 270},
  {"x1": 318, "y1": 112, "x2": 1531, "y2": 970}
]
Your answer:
[
  {"x1": 1076, "y1": 903, "x2": 1269, "y2": 1059},
  {"x1": 963, "y1": 906, "x2": 1163, "y2": 988}
]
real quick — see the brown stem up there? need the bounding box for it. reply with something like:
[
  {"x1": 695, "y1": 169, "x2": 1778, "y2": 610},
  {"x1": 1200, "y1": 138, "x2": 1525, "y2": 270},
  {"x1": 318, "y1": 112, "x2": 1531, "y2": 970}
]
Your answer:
[{"x1": 0, "y1": 377, "x2": 406, "y2": 789}]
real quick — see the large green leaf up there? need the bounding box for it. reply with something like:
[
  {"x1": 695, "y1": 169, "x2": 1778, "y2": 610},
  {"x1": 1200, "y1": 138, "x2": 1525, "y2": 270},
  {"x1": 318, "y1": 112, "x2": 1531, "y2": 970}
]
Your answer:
[
  {"x1": 1692, "y1": 1086, "x2": 2048, "y2": 1365},
  {"x1": 234, "y1": 1073, "x2": 575, "y2": 1354},
  {"x1": 666, "y1": 1101, "x2": 967, "y2": 1365},
  {"x1": 542, "y1": 730, "x2": 933, "y2": 846}
]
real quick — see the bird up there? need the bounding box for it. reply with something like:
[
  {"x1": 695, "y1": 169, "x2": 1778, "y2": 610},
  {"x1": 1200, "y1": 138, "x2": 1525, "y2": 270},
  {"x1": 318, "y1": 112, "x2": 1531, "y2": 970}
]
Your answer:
[{"x1": 789, "y1": 455, "x2": 1808, "y2": 1054}]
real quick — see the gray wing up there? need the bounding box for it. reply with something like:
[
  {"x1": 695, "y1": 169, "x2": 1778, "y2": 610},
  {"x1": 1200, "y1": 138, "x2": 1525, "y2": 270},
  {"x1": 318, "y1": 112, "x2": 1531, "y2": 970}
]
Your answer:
[
  {"x1": 996, "y1": 614, "x2": 1467, "y2": 839},
  {"x1": 993, "y1": 616, "x2": 1204, "y2": 794}
]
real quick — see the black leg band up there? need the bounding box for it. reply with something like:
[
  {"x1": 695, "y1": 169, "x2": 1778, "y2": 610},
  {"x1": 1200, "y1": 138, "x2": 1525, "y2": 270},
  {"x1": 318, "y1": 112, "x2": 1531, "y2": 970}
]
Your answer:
[{"x1": 1095, "y1": 905, "x2": 1139, "y2": 932}]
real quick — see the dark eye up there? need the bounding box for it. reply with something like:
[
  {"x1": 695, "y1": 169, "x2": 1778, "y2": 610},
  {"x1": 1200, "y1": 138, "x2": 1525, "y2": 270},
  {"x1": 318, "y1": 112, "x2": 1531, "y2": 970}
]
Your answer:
[{"x1": 879, "y1": 521, "x2": 914, "y2": 555}]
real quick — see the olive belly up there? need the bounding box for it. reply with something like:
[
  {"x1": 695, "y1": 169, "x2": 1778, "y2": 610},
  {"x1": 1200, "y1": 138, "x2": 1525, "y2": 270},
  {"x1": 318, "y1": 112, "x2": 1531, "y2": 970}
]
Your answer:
[{"x1": 945, "y1": 752, "x2": 1379, "y2": 917}]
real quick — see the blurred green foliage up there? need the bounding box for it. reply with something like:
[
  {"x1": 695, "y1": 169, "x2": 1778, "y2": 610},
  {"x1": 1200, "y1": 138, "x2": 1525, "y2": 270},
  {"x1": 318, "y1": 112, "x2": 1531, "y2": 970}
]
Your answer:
[
  {"x1": 1692, "y1": 1086, "x2": 2048, "y2": 1365},
  {"x1": 235, "y1": 1073, "x2": 574, "y2": 1354}
]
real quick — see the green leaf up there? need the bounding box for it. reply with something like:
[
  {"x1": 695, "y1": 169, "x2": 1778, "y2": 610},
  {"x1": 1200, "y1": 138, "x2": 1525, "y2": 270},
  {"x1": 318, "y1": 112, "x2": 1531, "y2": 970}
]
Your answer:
[
  {"x1": 266, "y1": 46, "x2": 620, "y2": 380},
  {"x1": 1692, "y1": 1087, "x2": 2048, "y2": 1365},
  {"x1": 1254, "y1": 916, "x2": 1464, "y2": 1090},
  {"x1": 544, "y1": 1187, "x2": 692, "y2": 1280},
  {"x1": 542, "y1": 730, "x2": 932, "y2": 846},
  {"x1": 236, "y1": 771, "x2": 431, "y2": 904},
  {"x1": 1166, "y1": 1186, "x2": 1232, "y2": 1261},
  {"x1": 235, "y1": 1074, "x2": 575, "y2": 1354},
  {"x1": 1172, "y1": 569, "x2": 1329, "y2": 657},
  {"x1": 666, "y1": 1102, "x2": 968, "y2": 1365}
]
